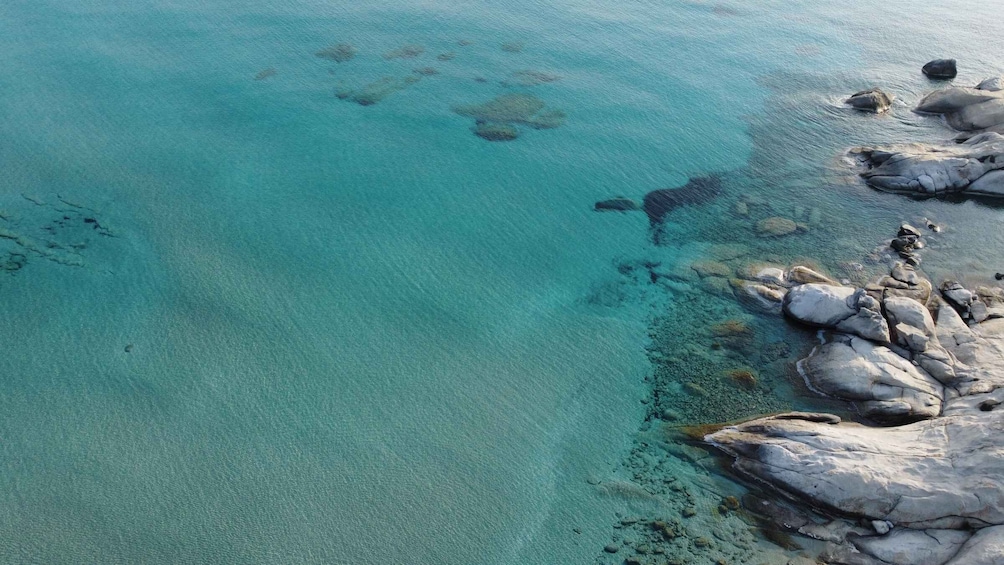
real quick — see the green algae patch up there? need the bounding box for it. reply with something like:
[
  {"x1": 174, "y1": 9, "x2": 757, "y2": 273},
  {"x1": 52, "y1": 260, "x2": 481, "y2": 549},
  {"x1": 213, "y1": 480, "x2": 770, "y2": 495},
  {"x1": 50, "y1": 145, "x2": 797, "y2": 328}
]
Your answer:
[{"x1": 453, "y1": 94, "x2": 565, "y2": 141}]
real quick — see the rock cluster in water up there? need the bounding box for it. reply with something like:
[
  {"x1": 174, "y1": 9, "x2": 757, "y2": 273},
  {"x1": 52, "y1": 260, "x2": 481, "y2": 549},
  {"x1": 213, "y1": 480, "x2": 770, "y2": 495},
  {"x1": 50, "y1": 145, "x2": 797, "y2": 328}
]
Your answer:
[
  {"x1": 851, "y1": 70, "x2": 1004, "y2": 198},
  {"x1": 706, "y1": 222, "x2": 1004, "y2": 564},
  {"x1": 452, "y1": 93, "x2": 565, "y2": 141}
]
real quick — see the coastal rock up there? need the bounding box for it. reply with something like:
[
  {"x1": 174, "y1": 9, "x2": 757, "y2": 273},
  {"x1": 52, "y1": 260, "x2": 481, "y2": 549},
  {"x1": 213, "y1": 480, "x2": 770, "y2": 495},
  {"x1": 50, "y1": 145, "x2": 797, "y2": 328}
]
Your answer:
[
  {"x1": 594, "y1": 197, "x2": 640, "y2": 212},
  {"x1": 756, "y1": 216, "x2": 798, "y2": 237},
  {"x1": 922, "y1": 59, "x2": 958, "y2": 79},
  {"x1": 708, "y1": 408, "x2": 1004, "y2": 529},
  {"x1": 788, "y1": 265, "x2": 837, "y2": 286},
  {"x1": 852, "y1": 133, "x2": 1004, "y2": 196},
  {"x1": 783, "y1": 284, "x2": 890, "y2": 342},
  {"x1": 846, "y1": 88, "x2": 893, "y2": 113},
  {"x1": 824, "y1": 529, "x2": 972, "y2": 565},
  {"x1": 799, "y1": 335, "x2": 943, "y2": 422},
  {"x1": 944, "y1": 525, "x2": 1004, "y2": 564},
  {"x1": 915, "y1": 87, "x2": 1001, "y2": 115},
  {"x1": 977, "y1": 76, "x2": 1004, "y2": 92}
]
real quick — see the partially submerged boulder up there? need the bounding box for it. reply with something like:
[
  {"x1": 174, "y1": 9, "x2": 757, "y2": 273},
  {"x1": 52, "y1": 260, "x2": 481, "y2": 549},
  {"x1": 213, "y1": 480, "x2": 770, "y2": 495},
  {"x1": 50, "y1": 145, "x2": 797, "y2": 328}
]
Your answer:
[
  {"x1": 846, "y1": 88, "x2": 893, "y2": 113},
  {"x1": 922, "y1": 58, "x2": 957, "y2": 79}
]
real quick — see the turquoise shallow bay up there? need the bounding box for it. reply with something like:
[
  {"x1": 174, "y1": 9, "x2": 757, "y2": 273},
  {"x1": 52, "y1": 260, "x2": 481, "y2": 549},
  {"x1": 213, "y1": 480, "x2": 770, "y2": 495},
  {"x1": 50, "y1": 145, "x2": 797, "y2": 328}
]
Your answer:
[{"x1": 0, "y1": 0, "x2": 1002, "y2": 563}]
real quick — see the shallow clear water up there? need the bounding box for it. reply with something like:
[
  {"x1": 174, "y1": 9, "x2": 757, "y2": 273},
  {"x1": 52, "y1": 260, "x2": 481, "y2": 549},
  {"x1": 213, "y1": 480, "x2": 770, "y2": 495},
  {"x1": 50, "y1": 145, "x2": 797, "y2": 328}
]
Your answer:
[{"x1": 0, "y1": 0, "x2": 1002, "y2": 563}]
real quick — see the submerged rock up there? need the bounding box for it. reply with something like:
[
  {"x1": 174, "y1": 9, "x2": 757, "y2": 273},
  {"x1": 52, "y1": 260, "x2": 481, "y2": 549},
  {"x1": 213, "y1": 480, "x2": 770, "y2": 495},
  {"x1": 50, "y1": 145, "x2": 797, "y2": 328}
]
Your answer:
[
  {"x1": 336, "y1": 76, "x2": 418, "y2": 106},
  {"x1": 473, "y1": 122, "x2": 519, "y2": 142},
  {"x1": 594, "y1": 197, "x2": 640, "y2": 212},
  {"x1": 383, "y1": 45, "x2": 424, "y2": 59},
  {"x1": 642, "y1": 176, "x2": 722, "y2": 240},
  {"x1": 846, "y1": 88, "x2": 893, "y2": 113},
  {"x1": 315, "y1": 43, "x2": 357, "y2": 63},
  {"x1": 755, "y1": 217, "x2": 798, "y2": 237},
  {"x1": 453, "y1": 94, "x2": 565, "y2": 140},
  {"x1": 922, "y1": 58, "x2": 958, "y2": 79}
]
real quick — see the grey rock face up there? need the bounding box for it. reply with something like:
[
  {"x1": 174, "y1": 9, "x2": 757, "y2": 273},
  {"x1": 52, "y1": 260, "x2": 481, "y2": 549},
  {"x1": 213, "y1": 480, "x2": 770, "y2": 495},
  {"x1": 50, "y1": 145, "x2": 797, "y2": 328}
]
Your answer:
[
  {"x1": 853, "y1": 133, "x2": 1004, "y2": 196},
  {"x1": 922, "y1": 58, "x2": 957, "y2": 79},
  {"x1": 977, "y1": 76, "x2": 1004, "y2": 92},
  {"x1": 850, "y1": 81, "x2": 1004, "y2": 200},
  {"x1": 783, "y1": 284, "x2": 890, "y2": 342},
  {"x1": 710, "y1": 264, "x2": 1004, "y2": 565},
  {"x1": 799, "y1": 335, "x2": 943, "y2": 422},
  {"x1": 944, "y1": 525, "x2": 1004, "y2": 564}
]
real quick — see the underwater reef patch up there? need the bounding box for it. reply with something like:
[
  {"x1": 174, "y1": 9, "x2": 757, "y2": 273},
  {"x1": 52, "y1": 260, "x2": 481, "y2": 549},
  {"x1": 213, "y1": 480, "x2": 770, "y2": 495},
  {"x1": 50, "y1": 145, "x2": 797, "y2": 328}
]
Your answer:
[
  {"x1": 315, "y1": 43, "x2": 357, "y2": 63},
  {"x1": 453, "y1": 93, "x2": 565, "y2": 141},
  {"x1": 383, "y1": 45, "x2": 425, "y2": 60},
  {"x1": 335, "y1": 76, "x2": 420, "y2": 106}
]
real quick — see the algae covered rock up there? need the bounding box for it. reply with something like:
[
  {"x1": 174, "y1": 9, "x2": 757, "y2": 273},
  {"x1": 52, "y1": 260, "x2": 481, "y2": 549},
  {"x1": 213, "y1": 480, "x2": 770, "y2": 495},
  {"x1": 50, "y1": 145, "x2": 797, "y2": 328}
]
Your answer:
[
  {"x1": 383, "y1": 45, "x2": 424, "y2": 59},
  {"x1": 473, "y1": 122, "x2": 519, "y2": 142},
  {"x1": 453, "y1": 94, "x2": 566, "y2": 140},
  {"x1": 316, "y1": 43, "x2": 357, "y2": 63},
  {"x1": 336, "y1": 76, "x2": 419, "y2": 106},
  {"x1": 755, "y1": 217, "x2": 798, "y2": 237}
]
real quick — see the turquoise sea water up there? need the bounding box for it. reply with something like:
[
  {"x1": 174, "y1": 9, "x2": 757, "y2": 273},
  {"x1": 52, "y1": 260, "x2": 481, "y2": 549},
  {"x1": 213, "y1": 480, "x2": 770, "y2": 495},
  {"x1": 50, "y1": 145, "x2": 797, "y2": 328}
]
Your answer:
[{"x1": 1, "y1": 0, "x2": 1003, "y2": 563}]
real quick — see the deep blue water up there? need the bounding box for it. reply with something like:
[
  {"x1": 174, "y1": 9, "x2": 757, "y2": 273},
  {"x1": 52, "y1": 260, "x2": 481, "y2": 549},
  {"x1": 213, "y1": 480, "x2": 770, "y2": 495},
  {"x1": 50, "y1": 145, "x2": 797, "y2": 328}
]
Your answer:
[{"x1": 0, "y1": 0, "x2": 1002, "y2": 563}]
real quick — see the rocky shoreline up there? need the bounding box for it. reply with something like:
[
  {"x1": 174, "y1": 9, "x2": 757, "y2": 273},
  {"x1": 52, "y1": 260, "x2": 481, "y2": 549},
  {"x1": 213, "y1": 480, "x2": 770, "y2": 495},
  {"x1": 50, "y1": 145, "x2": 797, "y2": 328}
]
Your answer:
[{"x1": 706, "y1": 219, "x2": 1004, "y2": 564}]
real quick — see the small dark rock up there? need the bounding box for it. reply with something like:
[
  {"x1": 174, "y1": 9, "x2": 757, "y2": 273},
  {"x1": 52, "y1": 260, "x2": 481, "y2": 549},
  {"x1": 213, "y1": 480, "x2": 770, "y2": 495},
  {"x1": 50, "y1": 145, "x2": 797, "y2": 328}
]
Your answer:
[
  {"x1": 846, "y1": 88, "x2": 893, "y2": 113},
  {"x1": 124, "y1": 344, "x2": 134, "y2": 353},
  {"x1": 603, "y1": 543, "x2": 620, "y2": 553},
  {"x1": 995, "y1": 273, "x2": 1004, "y2": 281},
  {"x1": 898, "y1": 223, "x2": 923, "y2": 238},
  {"x1": 922, "y1": 58, "x2": 958, "y2": 79}
]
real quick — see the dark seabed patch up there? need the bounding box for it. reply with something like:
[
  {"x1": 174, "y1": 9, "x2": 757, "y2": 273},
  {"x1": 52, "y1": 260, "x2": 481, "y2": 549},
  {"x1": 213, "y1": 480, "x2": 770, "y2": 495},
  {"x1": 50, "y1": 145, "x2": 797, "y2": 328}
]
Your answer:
[
  {"x1": 335, "y1": 76, "x2": 420, "y2": 106},
  {"x1": 504, "y1": 70, "x2": 561, "y2": 87},
  {"x1": 383, "y1": 45, "x2": 424, "y2": 59},
  {"x1": 254, "y1": 68, "x2": 277, "y2": 81},
  {"x1": 315, "y1": 43, "x2": 357, "y2": 63},
  {"x1": 642, "y1": 176, "x2": 722, "y2": 243},
  {"x1": 453, "y1": 93, "x2": 565, "y2": 141},
  {"x1": 500, "y1": 41, "x2": 524, "y2": 53}
]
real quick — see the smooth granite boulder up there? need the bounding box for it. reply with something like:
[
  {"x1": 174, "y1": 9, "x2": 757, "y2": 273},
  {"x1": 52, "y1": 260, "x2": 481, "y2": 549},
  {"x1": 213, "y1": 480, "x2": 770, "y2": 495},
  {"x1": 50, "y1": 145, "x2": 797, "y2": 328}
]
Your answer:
[
  {"x1": 799, "y1": 335, "x2": 943, "y2": 422},
  {"x1": 783, "y1": 284, "x2": 890, "y2": 342},
  {"x1": 922, "y1": 59, "x2": 957, "y2": 79}
]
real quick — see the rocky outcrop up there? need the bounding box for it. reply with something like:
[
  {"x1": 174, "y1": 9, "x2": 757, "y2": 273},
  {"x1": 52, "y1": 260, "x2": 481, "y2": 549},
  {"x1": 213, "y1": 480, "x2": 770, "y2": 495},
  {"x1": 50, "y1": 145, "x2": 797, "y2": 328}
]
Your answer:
[
  {"x1": 799, "y1": 335, "x2": 943, "y2": 422},
  {"x1": 846, "y1": 88, "x2": 893, "y2": 113},
  {"x1": 851, "y1": 82, "x2": 1004, "y2": 199},
  {"x1": 922, "y1": 59, "x2": 958, "y2": 79},
  {"x1": 852, "y1": 132, "x2": 1004, "y2": 197},
  {"x1": 708, "y1": 245, "x2": 1004, "y2": 564}
]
